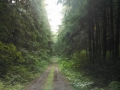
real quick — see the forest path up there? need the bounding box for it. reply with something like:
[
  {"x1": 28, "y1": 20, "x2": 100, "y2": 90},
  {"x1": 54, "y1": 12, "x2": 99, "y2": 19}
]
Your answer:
[{"x1": 24, "y1": 61, "x2": 75, "y2": 90}]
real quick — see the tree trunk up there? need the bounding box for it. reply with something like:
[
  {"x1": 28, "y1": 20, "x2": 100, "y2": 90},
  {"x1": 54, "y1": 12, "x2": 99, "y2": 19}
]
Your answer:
[
  {"x1": 102, "y1": 2, "x2": 107, "y2": 64},
  {"x1": 115, "y1": 0, "x2": 120, "y2": 60},
  {"x1": 110, "y1": 0, "x2": 114, "y2": 59}
]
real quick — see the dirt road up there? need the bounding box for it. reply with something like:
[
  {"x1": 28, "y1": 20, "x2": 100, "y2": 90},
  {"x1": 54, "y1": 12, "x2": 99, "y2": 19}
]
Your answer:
[{"x1": 24, "y1": 64, "x2": 75, "y2": 90}]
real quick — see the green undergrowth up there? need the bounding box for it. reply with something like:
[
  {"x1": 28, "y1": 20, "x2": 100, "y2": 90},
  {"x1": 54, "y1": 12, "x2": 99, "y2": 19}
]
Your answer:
[
  {"x1": 58, "y1": 59, "x2": 93, "y2": 90},
  {"x1": 44, "y1": 66, "x2": 54, "y2": 90},
  {"x1": 0, "y1": 60, "x2": 50, "y2": 90},
  {"x1": 58, "y1": 58, "x2": 120, "y2": 90},
  {"x1": 0, "y1": 82, "x2": 23, "y2": 90}
]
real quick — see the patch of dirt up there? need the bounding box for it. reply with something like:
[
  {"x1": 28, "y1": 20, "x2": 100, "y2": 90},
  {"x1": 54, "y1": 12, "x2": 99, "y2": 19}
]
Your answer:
[{"x1": 24, "y1": 64, "x2": 75, "y2": 90}]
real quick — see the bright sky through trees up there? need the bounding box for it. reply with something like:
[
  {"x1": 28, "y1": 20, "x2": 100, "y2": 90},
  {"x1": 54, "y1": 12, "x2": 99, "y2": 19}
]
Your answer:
[{"x1": 45, "y1": 0, "x2": 63, "y2": 33}]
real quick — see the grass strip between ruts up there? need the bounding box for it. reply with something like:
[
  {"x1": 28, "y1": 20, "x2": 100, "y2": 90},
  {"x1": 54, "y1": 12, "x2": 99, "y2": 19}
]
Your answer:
[{"x1": 44, "y1": 66, "x2": 54, "y2": 90}]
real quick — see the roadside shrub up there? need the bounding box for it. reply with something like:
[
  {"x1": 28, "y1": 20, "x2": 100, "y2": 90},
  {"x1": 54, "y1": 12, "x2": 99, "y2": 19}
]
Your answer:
[
  {"x1": 73, "y1": 50, "x2": 88, "y2": 69},
  {"x1": 108, "y1": 81, "x2": 120, "y2": 90},
  {"x1": 4, "y1": 65, "x2": 29, "y2": 84},
  {"x1": 58, "y1": 58, "x2": 94, "y2": 90},
  {"x1": 0, "y1": 81, "x2": 23, "y2": 90},
  {"x1": 0, "y1": 41, "x2": 25, "y2": 76}
]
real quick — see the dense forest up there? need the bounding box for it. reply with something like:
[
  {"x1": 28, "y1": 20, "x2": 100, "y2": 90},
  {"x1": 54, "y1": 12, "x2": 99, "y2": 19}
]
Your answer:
[
  {"x1": 55, "y1": 0, "x2": 120, "y2": 89},
  {"x1": 0, "y1": 0, "x2": 52, "y2": 89},
  {"x1": 0, "y1": 0, "x2": 120, "y2": 90}
]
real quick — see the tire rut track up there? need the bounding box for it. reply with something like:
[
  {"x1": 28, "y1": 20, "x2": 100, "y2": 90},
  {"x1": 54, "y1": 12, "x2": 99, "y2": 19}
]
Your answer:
[
  {"x1": 53, "y1": 64, "x2": 75, "y2": 90},
  {"x1": 24, "y1": 64, "x2": 75, "y2": 90},
  {"x1": 24, "y1": 65, "x2": 53, "y2": 90}
]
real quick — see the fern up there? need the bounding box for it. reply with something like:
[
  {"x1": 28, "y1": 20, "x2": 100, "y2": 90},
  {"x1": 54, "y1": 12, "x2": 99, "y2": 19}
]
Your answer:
[{"x1": 108, "y1": 81, "x2": 120, "y2": 90}]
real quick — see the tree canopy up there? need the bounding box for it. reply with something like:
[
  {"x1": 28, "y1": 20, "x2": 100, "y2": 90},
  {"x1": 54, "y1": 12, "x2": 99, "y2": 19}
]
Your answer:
[{"x1": 0, "y1": 0, "x2": 52, "y2": 85}]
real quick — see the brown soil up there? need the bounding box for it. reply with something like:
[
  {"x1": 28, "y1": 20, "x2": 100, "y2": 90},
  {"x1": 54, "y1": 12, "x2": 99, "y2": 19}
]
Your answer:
[{"x1": 24, "y1": 64, "x2": 75, "y2": 90}]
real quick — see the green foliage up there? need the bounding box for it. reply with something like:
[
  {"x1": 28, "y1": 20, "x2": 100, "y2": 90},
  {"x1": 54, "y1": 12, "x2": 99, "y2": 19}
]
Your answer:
[
  {"x1": 73, "y1": 50, "x2": 88, "y2": 69},
  {"x1": 108, "y1": 81, "x2": 120, "y2": 90},
  {"x1": 4, "y1": 66, "x2": 29, "y2": 84},
  {"x1": 0, "y1": 0, "x2": 52, "y2": 89},
  {"x1": 58, "y1": 50, "x2": 88, "y2": 70},
  {"x1": 58, "y1": 58, "x2": 120, "y2": 90},
  {"x1": 60, "y1": 60, "x2": 75, "y2": 69},
  {"x1": 106, "y1": 51, "x2": 111, "y2": 59},
  {"x1": 0, "y1": 81, "x2": 23, "y2": 90},
  {"x1": 56, "y1": 0, "x2": 120, "y2": 89},
  {"x1": 91, "y1": 87, "x2": 104, "y2": 90},
  {"x1": 0, "y1": 41, "x2": 24, "y2": 76},
  {"x1": 24, "y1": 53, "x2": 50, "y2": 71},
  {"x1": 58, "y1": 58, "x2": 94, "y2": 90}
]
